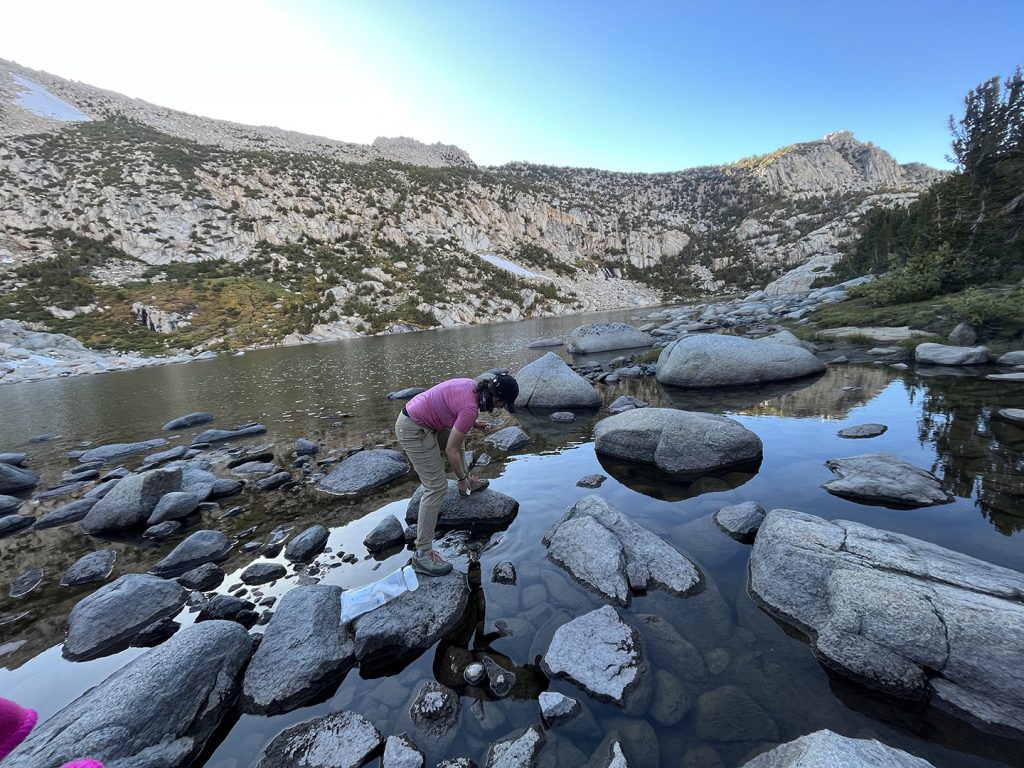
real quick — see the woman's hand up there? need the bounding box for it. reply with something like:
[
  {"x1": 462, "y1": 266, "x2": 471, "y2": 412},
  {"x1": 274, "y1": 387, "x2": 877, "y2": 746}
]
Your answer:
[
  {"x1": 474, "y1": 420, "x2": 492, "y2": 432},
  {"x1": 458, "y1": 477, "x2": 470, "y2": 496}
]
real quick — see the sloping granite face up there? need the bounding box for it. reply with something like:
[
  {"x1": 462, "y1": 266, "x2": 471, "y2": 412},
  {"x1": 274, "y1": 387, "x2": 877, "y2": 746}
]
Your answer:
[
  {"x1": 749, "y1": 509, "x2": 1024, "y2": 737},
  {"x1": 7, "y1": 621, "x2": 253, "y2": 768},
  {"x1": 542, "y1": 494, "x2": 702, "y2": 605}
]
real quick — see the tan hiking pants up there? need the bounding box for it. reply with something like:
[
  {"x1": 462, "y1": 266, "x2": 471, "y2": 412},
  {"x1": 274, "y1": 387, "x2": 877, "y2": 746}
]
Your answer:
[{"x1": 395, "y1": 411, "x2": 453, "y2": 551}]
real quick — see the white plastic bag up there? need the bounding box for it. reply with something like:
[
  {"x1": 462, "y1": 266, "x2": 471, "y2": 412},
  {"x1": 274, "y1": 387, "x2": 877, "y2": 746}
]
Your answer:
[{"x1": 340, "y1": 564, "x2": 419, "y2": 623}]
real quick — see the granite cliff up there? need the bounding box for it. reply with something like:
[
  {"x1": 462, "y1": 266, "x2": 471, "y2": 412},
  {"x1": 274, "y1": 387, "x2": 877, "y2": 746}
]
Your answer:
[{"x1": 0, "y1": 58, "x2": 943, "y2": 352}]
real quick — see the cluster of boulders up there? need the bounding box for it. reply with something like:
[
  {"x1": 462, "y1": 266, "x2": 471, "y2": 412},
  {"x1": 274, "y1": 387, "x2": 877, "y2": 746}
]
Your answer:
[{"x1": 6, "y1": 305, "x2": 1024, "y2": 767}]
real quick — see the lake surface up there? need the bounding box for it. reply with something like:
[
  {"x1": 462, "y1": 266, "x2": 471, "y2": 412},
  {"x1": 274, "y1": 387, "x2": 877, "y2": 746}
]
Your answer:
[{"x1": 1, "y1": 306, "x2": 1023, "y2": 767}]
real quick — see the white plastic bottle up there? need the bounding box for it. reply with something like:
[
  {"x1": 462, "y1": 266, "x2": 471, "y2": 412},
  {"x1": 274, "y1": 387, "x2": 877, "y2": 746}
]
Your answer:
[{"x1": 340, "y1": 564, "x2": 420, "y2": 623}]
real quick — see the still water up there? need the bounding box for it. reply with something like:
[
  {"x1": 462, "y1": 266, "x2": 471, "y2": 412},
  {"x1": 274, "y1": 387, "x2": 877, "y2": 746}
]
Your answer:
[{"x1": 1, "y1": 307, "x2": 1022, "y2": 767}]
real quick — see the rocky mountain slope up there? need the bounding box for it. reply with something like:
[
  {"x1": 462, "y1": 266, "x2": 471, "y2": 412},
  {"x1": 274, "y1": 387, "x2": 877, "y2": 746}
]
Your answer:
[{"x1": 0, "y1": 58, "x2": 944, "y2": 353}]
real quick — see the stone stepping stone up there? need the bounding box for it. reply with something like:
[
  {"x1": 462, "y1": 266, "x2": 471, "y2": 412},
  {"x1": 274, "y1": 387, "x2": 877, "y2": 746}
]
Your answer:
[
  {"x1": 837, "y1": 423, "x2": 888, "y2": 439},
  {"x1": 823, "y1": 452, "x2": 953, "y2": 506}
]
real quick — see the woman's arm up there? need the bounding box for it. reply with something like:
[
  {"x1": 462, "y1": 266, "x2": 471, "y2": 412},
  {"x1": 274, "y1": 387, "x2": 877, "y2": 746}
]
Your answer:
[{"x1": 445, "y1": 428, "x2": 470, "y2": 484}]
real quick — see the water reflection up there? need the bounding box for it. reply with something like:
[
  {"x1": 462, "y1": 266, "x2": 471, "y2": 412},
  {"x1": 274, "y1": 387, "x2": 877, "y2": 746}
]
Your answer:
[{"x1": 596, "y1": 454, "x2": 762, "y2": 502}]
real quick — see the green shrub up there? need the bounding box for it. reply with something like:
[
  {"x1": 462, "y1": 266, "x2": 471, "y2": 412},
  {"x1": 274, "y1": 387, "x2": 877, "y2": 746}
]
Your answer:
[{"x1": 949, "y1": 288, "x2": 1021, "y2": 328}]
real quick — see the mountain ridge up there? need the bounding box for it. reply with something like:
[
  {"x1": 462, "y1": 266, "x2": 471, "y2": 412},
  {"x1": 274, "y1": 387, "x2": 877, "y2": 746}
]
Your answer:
[{"x1": 0, "y1": 59, "x2": 945, "y2": 353}]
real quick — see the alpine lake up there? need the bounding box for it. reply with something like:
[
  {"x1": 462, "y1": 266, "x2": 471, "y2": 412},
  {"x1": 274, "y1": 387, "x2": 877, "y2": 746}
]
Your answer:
[{"x1": 1, "y1": 306, "x2": 1022, "y2": 768}]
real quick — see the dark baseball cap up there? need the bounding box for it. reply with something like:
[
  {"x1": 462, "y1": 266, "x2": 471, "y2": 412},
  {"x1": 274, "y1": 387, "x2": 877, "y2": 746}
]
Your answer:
[{"x1": 492, "y1": 373, "x2": 519, "y2": 412}]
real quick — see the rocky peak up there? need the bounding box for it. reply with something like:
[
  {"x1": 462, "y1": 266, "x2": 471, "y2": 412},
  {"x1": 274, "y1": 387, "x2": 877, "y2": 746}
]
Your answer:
[{"x1": 371, "y1": 136, "x2": 475, "y2": 168}]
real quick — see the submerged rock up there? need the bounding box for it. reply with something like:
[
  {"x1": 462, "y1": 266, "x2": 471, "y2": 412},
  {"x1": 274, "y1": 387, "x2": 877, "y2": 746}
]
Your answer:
[
  {"x1": 242, "y1": 585, "x2": 355, "y2": 715},
  {"x1": 406, "y1": 482, "x2": 519, "y2": 531},
  {"x1": 9, "y1": 568, "x2": 43, "y2": 598},
  {"x1": 594, "y1": 408, "x2": 762, "y2": 476},
  {"x1": 317, "y1": 449, "x2": 410, "y2": 495},
  {"x1": 543, "y1": 494, "x2": 701, "y2": 605},
  {"x1": 255, "y1": 711, "x2": 381, "y2": 768},
  {"x1": 0, "y1": 494, "x2": 22, "y2": 515},
  {"x1": 514, "y1": 352, "x2": 601, "y2": 409},
  {"x1": 352, "y1": 570, "x2": 469, "y2": 662},
  {"x1": 740, "y1": 729, "x2": 936, "y2": 767},
  {"x1": 656, "y1": 334, "x2": 824, "y2": 388},
  {"x1": 749, "y1": 509, "x2": 1024, "y2": 736},
  {"x1": 410, "y1": 681, "x2": 461, "y2": 739},
  {"x1": 8, "y1": 622, "x2": 252, "y2": 768},
  {"x1": 541, "y1": 605, "x2": 643, "y2": 705},
  {"x1": 823, "y1": 452, "x2": 953, "y2": 506},
  {"x1": 64, "y1": 573, "x2": 186, "y2": 661},
  {"x1": 0, "y1": 514, "x2": 34, "y2": 538}
]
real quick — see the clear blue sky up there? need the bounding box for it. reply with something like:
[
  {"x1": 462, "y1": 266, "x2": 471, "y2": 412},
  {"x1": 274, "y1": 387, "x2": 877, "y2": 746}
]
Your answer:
[{"x1": 3, "y1": 0, "x2": 1022, "y2": 171}]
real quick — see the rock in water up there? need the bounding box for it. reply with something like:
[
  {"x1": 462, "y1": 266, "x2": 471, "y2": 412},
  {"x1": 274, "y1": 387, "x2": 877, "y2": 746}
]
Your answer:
[
  {"x1": 285, "y1": 524, "x2": 330, "y2": 562},
  {"x1": 150, "y1": 530, "x2": 232, "y2": 578},
  {"x1": 64, "y1": 573, "x2": 186, "y2": 661},
  {"x1": 567, "y1": 322, "x2": 653, "y2": 354},
  {"x1": 0, "y1": 463, "x2": 40, "y2": 493},
  {"x1": 81, "y1": 466, "x2": 182, "y2": 534},
  {"x1": 78, "y1": 439, "x2": 168, "y2": 464},
  {"x1": 541, "y1": 605, "x2": 644, "y2": 704},
  {"x1": 483, "y1": 725, "x2": 545, "y2": 768},
  {"x1": 749, "y1": 509, "x2": 1024, "y2": 737},
  {"x1": 543, "y1": 494, "x2": 701, "y2": 605},
  {"x1": 61, "y1": 549, "x2": 117, "y2": 586},
  {"x1": 406, "y1": 482, "x2": 519, "y2": 531},
  {"x1": 914, "y1": 342, "x2": 988, "y2": 366},
  {"x1": 255, "y1": 711, "x2": 381, "y2": 768},
  {"x1": 6, "y1": 621, "x2": 253, "y2": 768},
  {"x1": 364, "y1": 514, "x2": 406, "y2": 552},
  {"x1": 242, "y1": 585, "x2": 356, "y2": 715},
  {"x1": 163, "y1": 412, "x2": 215, "y2": 430},
  {"x1": 739, "y1": 729, "x2": 936, "y2": 767},
  {"x1": 822, "y1": 452, "x2": 952, "y2": 506},
  {"x1": 594, "y1": 407, "x2": 762, "y2": 475},
  {"x1": 352, "y1": 571, "x2": 469, "y2": 662},
  {"x1": 656, "y1": 334, "x2": 824, "y2": 388},
  {"x1": 514, "y1": 352, "x2": 601, "y2": 409},
  {"x1": 317, "y1": 449, "x2": 409, "y2": 495}
]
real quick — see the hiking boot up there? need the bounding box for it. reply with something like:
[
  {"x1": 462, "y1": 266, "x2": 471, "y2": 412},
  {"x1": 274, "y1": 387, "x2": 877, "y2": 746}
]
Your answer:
[{"x1": 411, "y1": 549, "x2": 453, "y2": 576}]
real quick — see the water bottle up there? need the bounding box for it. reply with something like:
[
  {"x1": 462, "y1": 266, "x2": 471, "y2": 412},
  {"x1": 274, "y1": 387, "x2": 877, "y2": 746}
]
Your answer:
[{"x1": 340, "y1": 564, "x2": 419, "y2": 623}]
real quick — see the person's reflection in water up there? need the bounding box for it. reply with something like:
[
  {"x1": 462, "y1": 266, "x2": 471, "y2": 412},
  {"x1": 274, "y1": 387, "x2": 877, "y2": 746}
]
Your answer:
[{"x1": 432, "y1": 540, "x2": 547, "y2": 711}]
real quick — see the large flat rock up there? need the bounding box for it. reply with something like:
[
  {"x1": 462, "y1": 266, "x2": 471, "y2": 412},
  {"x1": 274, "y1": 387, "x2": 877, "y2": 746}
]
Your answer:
[
  {"x1": 915, "y1": 342, "x2": 988, "y2": 366},
  {"x1": 514, "y1": 352, "x2": 601, "y2": 409},
  {"x1": 150, "y1": 530, "x2": 232, "y2": 578},
  {"x1": 823, "y1": 452, "x2": 953, "y2": 507},
  {"x1": 541, "y1": 605, "x2": 644, "y2": 705},
  {"x1": 317, "y1": 448, "x2": 409, "y2": 495},
  {"x1": 594, "y1": 407, "x2": 762, "y2": 476},
  {"x1": 242, "y1": 585, "x2": 355, "y2": 715},
  {"x1": 543, "y1": 494, "x2": 701, "y2": 605},
  {"x1": 8, "y1": 621, "x2": 253, "y2": 768},
  {"x1": 567, "y1": 322, "x2": 653, "y2": 354},
  {"x1": 255, "y1": 711, "x2": 381, "y2": 768},
  {"x1": 740, "y1": 729, "x2": 936, "y2": 767},
  {"x1": 406, "y1": 482, "x2": 519, "y2": 530},
  {"x1": 656, "y1": 334, "x2": 824, "y2": 387},
  {"x1": 749, "y1": 509, "x2": 1024, "y2": 736},
  {"x1": 352, "y1": 570, "x2": 468, "y2": 662},
  {"x1": 64, "y1": 573, "x2": 187, "y2": 661}
]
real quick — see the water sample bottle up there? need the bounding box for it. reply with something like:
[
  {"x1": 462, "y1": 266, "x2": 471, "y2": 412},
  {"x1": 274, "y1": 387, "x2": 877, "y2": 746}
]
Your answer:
[{"x1": 340, "y1": 564, "x2": 419, "y2": 623}]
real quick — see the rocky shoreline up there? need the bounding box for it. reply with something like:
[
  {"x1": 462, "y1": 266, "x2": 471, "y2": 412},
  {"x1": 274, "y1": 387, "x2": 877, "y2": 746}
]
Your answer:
[{"x1": 3, "y1": 298, "x2": 1024, "y2": 766}]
